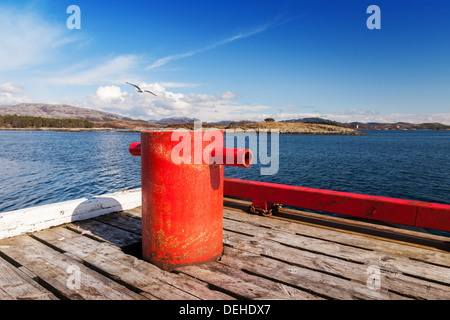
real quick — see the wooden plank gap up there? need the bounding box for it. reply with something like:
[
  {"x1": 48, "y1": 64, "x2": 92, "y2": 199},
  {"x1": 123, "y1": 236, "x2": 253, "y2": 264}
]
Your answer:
[
  {"x1": 224, "y1": 216, "x2": 273, "y2": 230},
  {"x1": 238, "y1": 267, "x2": 332, "y2": 300},
  {"x1": 63, "y1": 252, "x2": 84, "y2": 264},
  {"x1": 258, "y1": 252, "x2": 354, "y2": 282},
  {"x1": 28, "y1": 234, "x2": 67, "y2": 254},
  {"x1": 18, "y1": 266, "x2": 39, "y2": 282},
  {"x1": 68, "y1": 219, "x2": 141, "y2": 249},
  {"x1": 0, "y1": 256, "x2": 58, "y2": 300},
  {"x1": 32, "y1": 275, "x2": 73, "y2": 300},
  {"x1": 92, "y1": 219, "x2": 141, "y2": 236},
  {"x1": 80, "y1": 259, "x2": 158, "y2": 299},
  {"x1": 293, "y1": 231, "x2": 377, "y2": 252},
  {"x1": 222, "y1": 227, "x2": 255, "y2": 238},
  {"x1": 385, "y1": 288, "x2": 421, "y2": 300},
  {"x1": 0, "y1": 250, "x2": 22, "y2": 269},
  {"x1": 398, "y1": 271, "x2": 450, "y2": 288},
  {"x1": 171, "y1": 270, "x2": 242, "y2": 300},
  {"x1": 408, "y1": 256, "x2": 450, "y2": 269},
  {"x1": 277, "y1": 239, "x2": 366, "y2": 265},
  {"x1": 93, "y1": 213, "x2": 142, "y2": 235},
  {"x1": 64, "y1": 225, "x2": 108, "y2": 244}
]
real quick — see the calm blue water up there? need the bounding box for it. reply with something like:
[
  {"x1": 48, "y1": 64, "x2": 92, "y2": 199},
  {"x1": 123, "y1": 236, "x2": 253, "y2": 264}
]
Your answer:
[{"x1": 0, "y1": 130, "x2": 449, "y2": 216}]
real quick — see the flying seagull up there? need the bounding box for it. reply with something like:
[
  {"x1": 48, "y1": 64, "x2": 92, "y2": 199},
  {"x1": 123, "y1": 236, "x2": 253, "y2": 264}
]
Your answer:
[{"x1": 126, "y1": 82, "x2": 157, "y2": 96}]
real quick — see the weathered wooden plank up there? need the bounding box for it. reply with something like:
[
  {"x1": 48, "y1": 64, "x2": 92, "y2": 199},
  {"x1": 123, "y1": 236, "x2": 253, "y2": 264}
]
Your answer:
[
  {"x1": 119, "y1": 206, "x2": 449, "y2": 276},
  {"x1": 171, "y1": 271, "x2": 236, "y2": 300},
  {"x1": 114, "y1": 206, "x2": 449, "y2": 297},
  {"x1": 1, "y1": 202, "x2": 445, "y2": 301},
  {"x1": 0, "y1": 286, "x2": 11, "y2": 299},
  {"x1": 223, "y1": 209, "x2": 450, "y2": 267},
  {"x1": 223, "y1": 231, "x2": 450, "y2": 299},
  {"x1": 0, "y1": 235, "x2": 146, "y2": 300},
  {"x1": 0, "y1": 256, "x2": 57, "y2": 300},
  {"x1": 94, "y1": 211, "x2": 142, "y2": 234},
  {"x1": 220, "y1": 246, "x2": 409, "y2": 300},
  {"x1": 0, "y1": 189, "x2": 141, "y2": 240},
  {"x1": 223, "y1": 215, "x2": 450, "y2": 286},
  {"x1": 33, "y1": 226, "x2": 234, "y2": 300},
  {"x1": 178, "y1": 261, "x2": 323, "y2": 300},
  {"x1": 68, "y1": 219, "x2": 141, "y2": 249},
  {"x1": 120, "y1": 206, "x2": 142, "y2": 218},
  {"x1": 224, "y1": 197, "x2": 450, "y2": 250},
  {"x1": 128, "y1": 205, "x2": 450, "y2": 268},
  {"x1": 125, "y1": 209, "x2": 450, "y2": 267}
]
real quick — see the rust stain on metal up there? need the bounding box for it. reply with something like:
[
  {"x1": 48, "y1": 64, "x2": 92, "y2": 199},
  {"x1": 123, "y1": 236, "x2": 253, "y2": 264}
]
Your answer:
[{"x1": 132, "y1": 130, "x2": 249, "y2": 271}]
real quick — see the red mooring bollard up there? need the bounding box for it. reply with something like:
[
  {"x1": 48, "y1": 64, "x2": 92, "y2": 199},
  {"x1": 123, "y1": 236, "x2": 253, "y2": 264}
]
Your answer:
[{"x1": 130, "y1": 130, "x2": 252, "y2": 271}]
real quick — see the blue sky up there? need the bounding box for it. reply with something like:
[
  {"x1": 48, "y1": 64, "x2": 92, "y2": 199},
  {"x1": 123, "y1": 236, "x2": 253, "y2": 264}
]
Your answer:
[{"x1": 1, "y1": 0, "x2": 449, "y2": 123}]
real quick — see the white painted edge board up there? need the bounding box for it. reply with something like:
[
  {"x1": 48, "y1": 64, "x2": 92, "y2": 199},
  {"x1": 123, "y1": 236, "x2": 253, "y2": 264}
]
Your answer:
[{"x1": 0, "y1": 188, "x2": 142, "y2": 240}]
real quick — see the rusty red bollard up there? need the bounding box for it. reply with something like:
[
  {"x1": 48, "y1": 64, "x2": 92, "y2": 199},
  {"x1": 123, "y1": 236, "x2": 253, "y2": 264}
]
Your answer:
[{"x1": 129, "y1": 129, "x2": 252, "y2": 271}]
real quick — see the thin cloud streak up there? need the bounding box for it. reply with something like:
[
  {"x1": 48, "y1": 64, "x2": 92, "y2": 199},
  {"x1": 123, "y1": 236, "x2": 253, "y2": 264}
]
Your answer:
[
  {"x1": 146, "y1": 17, "x2": 286, "y2": 70},
  {"x1": 45, "y1": 55, "x2": 141, "y2": 86}
]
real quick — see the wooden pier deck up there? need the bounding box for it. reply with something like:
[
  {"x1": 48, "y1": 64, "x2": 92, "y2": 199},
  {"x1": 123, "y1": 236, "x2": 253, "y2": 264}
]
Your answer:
[{"x1": 0, "y1": 198, "x2": 449, "y2": 300}]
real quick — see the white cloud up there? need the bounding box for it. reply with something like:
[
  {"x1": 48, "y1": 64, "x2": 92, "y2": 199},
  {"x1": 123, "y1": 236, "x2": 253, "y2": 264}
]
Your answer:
[
  {"x1": 0, "y1": 83, "x2": 24, "y2": 94},
  {"x1": 95, "y1": 86, "x2": 127, "y2": 100},
  {"x1": 0, "y1": 93, "x2": 32, "y2": 105},
  {"x1": 46, "y1": 55, "x2": 141, "y2": 86},
  {"x1": 216, "y1": 91, "x2": 237, "y2": 100},
  {"x1": 82, "y1": 84, "x2": 450, "y2": 125},
  {"x1": 0, "y1": 7, "x2": 74, "y2": 72},
  {"x1": 0, "y1": 83, "x2": 31, "y2": 104},
  {"x1": 84, "y1": 83, "x2": 269, "y2": 120}
]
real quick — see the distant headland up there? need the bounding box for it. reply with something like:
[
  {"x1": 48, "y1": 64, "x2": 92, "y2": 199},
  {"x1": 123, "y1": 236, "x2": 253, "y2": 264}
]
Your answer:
[{"x1": 1, "y1": 103, "x2": 449, "y2": 134}]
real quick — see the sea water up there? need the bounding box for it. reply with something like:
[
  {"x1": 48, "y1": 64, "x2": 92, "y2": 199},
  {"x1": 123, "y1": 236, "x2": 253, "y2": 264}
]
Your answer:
[{"x1": 0, "y1": 130, "x2": 449, "y2": 216}]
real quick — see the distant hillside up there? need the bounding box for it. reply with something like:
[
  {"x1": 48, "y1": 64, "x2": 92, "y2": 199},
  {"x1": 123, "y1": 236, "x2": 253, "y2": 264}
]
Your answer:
[
  {"x1": 0, "y1": 103, "x2": 132, "y2": 122},
  {"x1": 166, "y1": 121, "x2": 364, "y2": 135},
  {"x1": 0, "y1": 113, "x2": 362, "y2": 135},
  {"x1": 281, "y1": 117, "x2": 336, "y2": 124},
  {"x1": 0, "y1": 114, "x2": 94, "y2": 129},
  {"x1": 281, "y1": 117, "x2": 344, "y2": 127},
  {"x1": 282, "y1": 117, "x2": 450, "y2": 130},
  {"x1": 155, "y1": 117, "x2": 200, "y2": 124},
  {"x1": 350, "y1": 122, "x2": 450, "y2": 130},
  {"x1": 2, "y1": 104, "x2": 448, "y2": 131},
  {"x1": 92, "y1": 120, "x2": 164, "y2": 130}
]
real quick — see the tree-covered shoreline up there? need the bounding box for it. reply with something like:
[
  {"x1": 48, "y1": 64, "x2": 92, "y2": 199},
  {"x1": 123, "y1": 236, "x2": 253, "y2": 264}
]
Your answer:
[{"x1": 0, "y1": 114, "x2": 94, "y2": 129}]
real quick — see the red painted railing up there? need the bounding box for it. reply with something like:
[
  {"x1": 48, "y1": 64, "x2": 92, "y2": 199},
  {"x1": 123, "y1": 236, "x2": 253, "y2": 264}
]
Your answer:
[{"x1": 224, "y1": 178, "x2": 450, "y2": 233}]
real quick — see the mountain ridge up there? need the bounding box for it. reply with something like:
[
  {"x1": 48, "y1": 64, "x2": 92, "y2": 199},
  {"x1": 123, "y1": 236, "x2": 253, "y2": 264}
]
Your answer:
[
  {"x1": 0, "y1": 103, "x2": 132, "y2": 122},
  {"x1": 1, "y1": 103, "x2": 449, "y2": 129}
]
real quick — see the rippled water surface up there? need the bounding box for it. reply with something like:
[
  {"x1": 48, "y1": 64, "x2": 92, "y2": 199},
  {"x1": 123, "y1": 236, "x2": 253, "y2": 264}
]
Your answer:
[
  {"x1": 0, "y1": 131, "x2": 141, "y2": 212},
  {"x1": 0, "y1": 130, "x2": 449, "y2": 214},
  {"x1": 226, "y1": 130, "x2": 450, "y2": 205}
]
